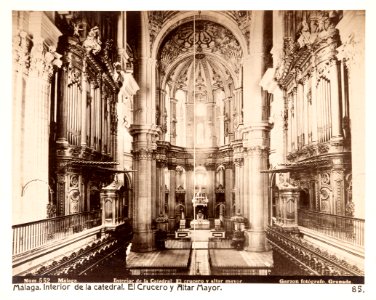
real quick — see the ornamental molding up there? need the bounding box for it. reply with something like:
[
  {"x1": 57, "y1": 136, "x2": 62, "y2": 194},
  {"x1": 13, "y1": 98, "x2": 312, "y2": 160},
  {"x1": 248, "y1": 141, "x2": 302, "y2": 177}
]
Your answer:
[
  {"x1": 247, "y1": 145, "x2": 269, "y2": 156},
  {"x1": 132, "y1": 148, "x2": 154, "y2": 161},
  {"x1": 159, "y1": 20, "x2": 242, "y2": 76},
  {"x1": 13, "y1": 31, "x2": 31, "y2": 74}
]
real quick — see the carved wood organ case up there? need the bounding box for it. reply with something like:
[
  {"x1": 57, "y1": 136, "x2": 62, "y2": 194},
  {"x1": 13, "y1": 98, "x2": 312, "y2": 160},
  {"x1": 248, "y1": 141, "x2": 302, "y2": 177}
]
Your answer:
[
  {"x1": 52, "y1": 12, "x2": 122, "y2": 216},
  {"x1": 274, "y1": 11, "x2": 352, "y2": 217}
]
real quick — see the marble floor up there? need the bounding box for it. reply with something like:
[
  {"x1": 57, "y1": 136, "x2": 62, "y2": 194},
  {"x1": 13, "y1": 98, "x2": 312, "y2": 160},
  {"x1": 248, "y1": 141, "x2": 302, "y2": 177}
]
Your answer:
[{"x1": 126, "y1": 230, "x2": 273, "y2": 274}]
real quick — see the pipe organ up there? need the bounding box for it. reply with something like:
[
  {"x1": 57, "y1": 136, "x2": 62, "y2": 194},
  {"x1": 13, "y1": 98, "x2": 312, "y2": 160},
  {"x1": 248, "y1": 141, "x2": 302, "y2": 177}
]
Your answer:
[
  {"x1": 54, "y1": 15, "x2": 121, "y2": 216},
  {"x1": 274, "y1": 11, "x2": 352, "y2": 217}
]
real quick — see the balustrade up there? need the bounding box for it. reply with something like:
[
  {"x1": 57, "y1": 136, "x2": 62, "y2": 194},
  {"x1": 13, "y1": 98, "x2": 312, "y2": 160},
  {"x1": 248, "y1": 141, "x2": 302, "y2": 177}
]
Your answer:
[
  {"x1": 298, "y1": 209, "x2": 364, "y2": 247},
  {"x1": 12, "y1": 210, "x2": 102, "y2": 256}
]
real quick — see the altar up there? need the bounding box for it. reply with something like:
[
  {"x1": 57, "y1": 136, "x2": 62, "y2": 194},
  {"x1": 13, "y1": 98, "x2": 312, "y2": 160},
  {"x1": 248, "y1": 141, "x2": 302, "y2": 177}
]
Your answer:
[
  {"x1": 190, "y1": 193, "x2": 210, "y2": 230},
  {"x1": 190, "y1": 211, "x2": 210, "y2": 229}
]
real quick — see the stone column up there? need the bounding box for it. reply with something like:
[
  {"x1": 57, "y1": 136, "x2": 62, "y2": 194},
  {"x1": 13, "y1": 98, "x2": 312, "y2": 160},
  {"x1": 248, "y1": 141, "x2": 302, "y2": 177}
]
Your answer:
[
  {"x1": 151, "y1": 155, "x2": 157, "y2": 222},
  {"x1": 20, "y1": 13, "x2": 62, "y2": 223},
  {"x1": 131, "y1": 146, "x2": 155, "y2": 252},
  {"x1": 224, "y1": 163, "x2": 233, "y2": 231},
  {"x1": 242, "y1": 11, "x2": 272, "y2": 252},
  {"x1": 170, "y1": 98, "x2": 177, "y2": 144},
  {"x1": 336, "y1": 11, "x2": 365, "y2": 219},
  {"x1": 130, "y1": 12, "x2": 158, "y2": 251},
  {"x1": 168, "y1": 166, "x2": 176, "y2": 231},
  {"x1": 233, "y1": 88, "x2": 243, "y2": 140},
  {"x1": 12, "y1": 30, "x2": 31, "y2": 224}
]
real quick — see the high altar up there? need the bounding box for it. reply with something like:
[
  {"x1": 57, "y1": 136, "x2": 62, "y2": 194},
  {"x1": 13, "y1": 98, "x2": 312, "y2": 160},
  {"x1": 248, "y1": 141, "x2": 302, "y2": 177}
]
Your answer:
[{"x1": 190, "y1": 192, "x2": 210, "y2": 229}]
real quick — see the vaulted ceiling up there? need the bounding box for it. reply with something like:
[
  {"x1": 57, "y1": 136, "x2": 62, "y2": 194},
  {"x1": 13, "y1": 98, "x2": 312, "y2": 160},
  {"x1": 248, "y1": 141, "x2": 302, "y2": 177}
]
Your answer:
[{"x1": 158, "y1": 20, "x2": 243, "y2": 98}]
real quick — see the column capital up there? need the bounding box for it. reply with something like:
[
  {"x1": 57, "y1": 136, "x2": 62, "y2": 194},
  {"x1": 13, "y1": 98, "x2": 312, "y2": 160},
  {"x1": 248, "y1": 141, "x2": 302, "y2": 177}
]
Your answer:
[
  {"x1": 29, "y1": 37, "x2": 62, "y2": 82},
  {"x1": 132, "y1": 148, "x2": 154, "y2": 161},
  {"x1": 13, "y1": 31, "x2": 31, "y2": 74}
]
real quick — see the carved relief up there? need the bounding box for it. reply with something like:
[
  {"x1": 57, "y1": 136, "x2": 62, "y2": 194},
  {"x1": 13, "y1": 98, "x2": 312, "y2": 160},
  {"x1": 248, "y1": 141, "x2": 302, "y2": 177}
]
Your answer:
[
  {"x1": 148, "y1": 11, "x2": 166, "y2": 51},
  {"x1": 319, "y1": 187, "x2": 331, "y2": 213},
  {"x1": 225, "y1": 11, "x2": 251, "y2": 52},
  {"x1": 345, "y1": 173, "x2": 354, "y2": 217},
  {"x1": 275, "y1": 11, "x2": 340, "y2": 87},
  {"x1": 70, "y1": 175, "x2": 79, "y2": 187},
  {"x1": 321, "y1": 172, "x2": 330, "y2": 185},
  {"x1": 67, "y1": 67, "x2": 82, "y2": 87},
  {"x1": 69, "y1": 189, "x2": 80, "y2": 214},
  {"x1": 318, "y1": 143, "x2": 329, "y2": 154}
]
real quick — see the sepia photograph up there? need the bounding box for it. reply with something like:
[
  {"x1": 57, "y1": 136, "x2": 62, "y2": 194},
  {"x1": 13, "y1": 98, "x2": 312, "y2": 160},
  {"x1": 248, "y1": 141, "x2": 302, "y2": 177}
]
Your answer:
[{"x1": 4, "y1": 1, "x2": 375, "y2": 299}]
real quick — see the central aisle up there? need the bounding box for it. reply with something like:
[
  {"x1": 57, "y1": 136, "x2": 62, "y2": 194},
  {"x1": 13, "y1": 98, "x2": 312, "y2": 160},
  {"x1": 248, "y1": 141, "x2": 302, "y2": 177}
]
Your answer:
[{"x1": 188, "y1": 229, "x2": 211, "y2": 275}]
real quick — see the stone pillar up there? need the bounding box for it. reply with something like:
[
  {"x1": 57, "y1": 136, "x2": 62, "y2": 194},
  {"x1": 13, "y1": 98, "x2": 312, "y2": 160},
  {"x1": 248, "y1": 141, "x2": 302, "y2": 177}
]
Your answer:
[
  {"x1": 170, "y1": 98, "x2": 177, "y2": 144},
  {"x1": 224, "y1": 163, "x2": 233, "y2": 231},
  {"x1": 242, "y1": 11, "x2": 272, "y2": 252},
  {"x1": 336, "y1": 11, "x2": 365, "y2": 219},
  {"x1": 244, "y1": 144, "x2": 271, "y2": 252},
  {"x1": 130, "y1": 12, "x2": 158, "y2": 251},
  {"x1": 233, "y1": 88, "x2": 243, "y2": 140},
  {"x1": 13, "y1": 30, "x2": 31, "y2": 224},
  {"x1": 18, "y1": 12, "x2": 62, "y2": 223},
  {"x1": 131, "y1": 145, "x2": 155, "y2": 252},
  {"x1": 168, "y1": 166, "x2": 176, "y2": 231}
]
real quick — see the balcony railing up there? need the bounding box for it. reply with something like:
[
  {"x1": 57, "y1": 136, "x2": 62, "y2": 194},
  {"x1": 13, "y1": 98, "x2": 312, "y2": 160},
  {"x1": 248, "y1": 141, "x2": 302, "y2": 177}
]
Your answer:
[
  {"x1": 12, "y1": 210, "x2": 102, "y2": 256},
  {"x1": 298, "y1": 209, "x2": 364, "y2": 247}
]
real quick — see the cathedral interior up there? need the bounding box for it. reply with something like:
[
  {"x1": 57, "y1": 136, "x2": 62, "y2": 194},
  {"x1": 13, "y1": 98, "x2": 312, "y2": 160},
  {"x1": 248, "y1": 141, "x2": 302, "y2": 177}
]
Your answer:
[{"x1": 12, "y1": 10, "x2": 365, "y2": 279}]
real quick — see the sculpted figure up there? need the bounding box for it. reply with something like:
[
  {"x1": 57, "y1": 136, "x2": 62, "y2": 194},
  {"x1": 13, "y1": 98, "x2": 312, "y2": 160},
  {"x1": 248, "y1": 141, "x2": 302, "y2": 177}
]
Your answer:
[{"x1": 83, "y1": 26, "x2": 102, "y2": 55}]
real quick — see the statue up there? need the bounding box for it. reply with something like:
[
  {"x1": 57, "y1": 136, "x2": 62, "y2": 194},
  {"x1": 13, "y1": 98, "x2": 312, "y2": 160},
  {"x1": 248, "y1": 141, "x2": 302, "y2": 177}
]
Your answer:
[{"x1": 83, "y1": 26, "x2": 102, "y2": 55}]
